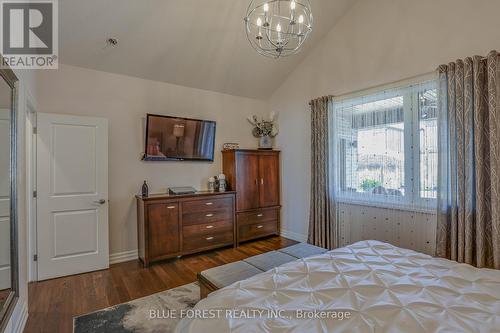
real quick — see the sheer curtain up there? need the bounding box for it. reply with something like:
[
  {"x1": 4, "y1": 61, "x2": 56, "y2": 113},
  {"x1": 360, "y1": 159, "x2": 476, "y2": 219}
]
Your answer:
[{"x1": 330, "y1": 79, "x2": 438, "y2": 254}]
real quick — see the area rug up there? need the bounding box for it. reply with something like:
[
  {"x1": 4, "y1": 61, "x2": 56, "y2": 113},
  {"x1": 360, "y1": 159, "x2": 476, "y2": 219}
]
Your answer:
[{"x1": 74, "y1": 282, "x2": 200, "y2": 333}]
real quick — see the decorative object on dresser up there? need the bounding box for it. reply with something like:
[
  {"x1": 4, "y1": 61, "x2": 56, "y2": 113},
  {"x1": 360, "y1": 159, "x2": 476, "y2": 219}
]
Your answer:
[
  {"x1": 247, "y1": 112, "x2": 279, "y2": 149},
  {"x1": 141, "y1": 180, "x2": 149, "y2": 197},
  {"x1": 222, "y1": 143, "x2": 240, "y2": 151},
  {"x1": 136, "y1": 191, "x2": 236, "y2": 267},
  {"x1": 222, "y1": 149, "x2": 280, "y2": 245}
]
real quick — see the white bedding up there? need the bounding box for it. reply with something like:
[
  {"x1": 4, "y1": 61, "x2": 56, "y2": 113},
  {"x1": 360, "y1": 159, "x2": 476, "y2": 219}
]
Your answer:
[{"x1": 175, "y1": 240, "x2": 500, "y2": 333}]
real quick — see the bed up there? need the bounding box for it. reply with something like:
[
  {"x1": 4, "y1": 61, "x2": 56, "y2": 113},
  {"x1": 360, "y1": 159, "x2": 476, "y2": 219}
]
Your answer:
[{"x1": 175, "y1": 240, "x2": 500, "y2": 333}]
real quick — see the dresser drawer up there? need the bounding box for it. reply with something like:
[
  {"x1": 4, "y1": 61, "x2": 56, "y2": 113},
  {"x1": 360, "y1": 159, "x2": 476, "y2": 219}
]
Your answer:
[
  {"x1": 182, "y1": 197, "x2": 233, "y2": 213},
  {"x1": 183, "y1": 220, "x2": 233, "y2": 237},
  {"x1": 183, "y1": 231, "x2": 234, "y2": 252},
  {"x1": 182, "y1": 208, "x2": 233, "y2": 226},
  {"x1": 237, "y1": 208, "x2": 279, "y2": 226},
  {"x1": 238, "y1": 220, "x2": 278, "y2": 242}
]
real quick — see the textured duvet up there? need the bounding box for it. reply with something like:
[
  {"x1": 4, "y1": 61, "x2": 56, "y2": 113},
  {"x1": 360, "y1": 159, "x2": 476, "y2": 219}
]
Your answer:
[{"x1": 175, "y1": 240, "x2": 500, "y2": 333}]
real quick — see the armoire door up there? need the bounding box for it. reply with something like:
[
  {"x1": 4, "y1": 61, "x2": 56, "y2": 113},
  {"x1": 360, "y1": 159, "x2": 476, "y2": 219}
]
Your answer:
[
  {"x1": 236, "y1": 153, "x2": 260, "y2": 211},
  {"x1": 258, "y1": 153, "x2": 280, "y2": 207}
]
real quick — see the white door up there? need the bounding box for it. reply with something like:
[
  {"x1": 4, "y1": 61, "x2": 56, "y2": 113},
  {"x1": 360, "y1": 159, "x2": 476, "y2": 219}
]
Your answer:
[
  {"x1": 0, "y1": 109, "x2": 10, "y2": 289},
  {"x1": 37, "y1": 113, "x2": 109, "y2": 280}
]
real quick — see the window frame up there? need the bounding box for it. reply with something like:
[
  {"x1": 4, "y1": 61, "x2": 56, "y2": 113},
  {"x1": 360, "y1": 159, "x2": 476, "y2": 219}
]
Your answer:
[{"x1": 331, "y1": 78, "x2": 437, "y2": 212}]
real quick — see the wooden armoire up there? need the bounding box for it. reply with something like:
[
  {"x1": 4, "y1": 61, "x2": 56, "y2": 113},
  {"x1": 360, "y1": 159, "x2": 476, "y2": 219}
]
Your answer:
[{"x1": 222, "y1": 149, "x2": 280, "y2": 244}]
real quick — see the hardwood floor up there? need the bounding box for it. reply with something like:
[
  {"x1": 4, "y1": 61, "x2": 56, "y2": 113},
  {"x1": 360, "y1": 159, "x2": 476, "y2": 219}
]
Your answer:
[{"x1": 23, "y1": 236, "x2": 297, "y2": 333}]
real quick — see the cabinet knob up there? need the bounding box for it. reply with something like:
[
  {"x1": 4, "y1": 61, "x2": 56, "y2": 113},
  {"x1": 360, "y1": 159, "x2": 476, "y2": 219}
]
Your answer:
[
  {"x1": 206, "y1": 213, "x2": 214, "y2": 217},
  {"x1": 257, "y1": 225, "x2": 263, "y2": 229},
  {"x1": 206, "y1": 236, "x2": 214, "y2": 241},
  {"x1": 206, "y1": 225, "x2": 214, "y2": 229},
  {"x1": 167, "y1": 206, "x2": 176, "y2": 209}
]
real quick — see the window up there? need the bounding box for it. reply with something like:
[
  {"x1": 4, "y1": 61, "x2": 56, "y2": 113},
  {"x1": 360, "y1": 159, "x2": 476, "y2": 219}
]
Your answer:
[{"x1": 331, "y1": 79, "x2": 437, "y2": 209}]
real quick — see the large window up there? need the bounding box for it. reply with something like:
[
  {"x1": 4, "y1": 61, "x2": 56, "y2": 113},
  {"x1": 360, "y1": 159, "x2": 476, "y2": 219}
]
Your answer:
[{"x1": 332, "y1": 79, "x2": 437, "y2": 209}]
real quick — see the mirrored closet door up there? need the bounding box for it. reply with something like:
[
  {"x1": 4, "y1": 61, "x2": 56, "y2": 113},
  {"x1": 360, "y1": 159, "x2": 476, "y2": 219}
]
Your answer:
[{"x1": 0, "y1": 60, "x2": 19, "y2": 331}]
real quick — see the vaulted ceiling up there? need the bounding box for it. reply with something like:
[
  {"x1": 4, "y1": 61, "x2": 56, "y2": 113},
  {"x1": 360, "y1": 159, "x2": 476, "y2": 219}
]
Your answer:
[{"x1": 59, "y1": 0, "x2": 356, "y2": 99}]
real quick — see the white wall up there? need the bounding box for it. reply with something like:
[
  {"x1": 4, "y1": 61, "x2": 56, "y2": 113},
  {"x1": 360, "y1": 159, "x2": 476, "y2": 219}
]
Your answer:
[
  {"x1": 33, "y1": 64, "x2": 268, "y2": 256},
  {"x1": 269, "y1": 0, "x2": 500, "y2": 241}
]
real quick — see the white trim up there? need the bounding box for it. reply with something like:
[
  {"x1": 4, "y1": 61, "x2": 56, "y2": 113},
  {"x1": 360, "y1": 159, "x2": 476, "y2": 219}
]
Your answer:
[
  {"x1": 10, "y1": 301, "x2": 28, "y2": 333},
  {"x1": 25, "y1": 100, "x2": 37, "y2": 282},
  {"x1": 280, "y1": 229, "x2": 307, "y2": 243},
  {"x1": 109, "y1": 249, "x2": 138, "y2": 265}
]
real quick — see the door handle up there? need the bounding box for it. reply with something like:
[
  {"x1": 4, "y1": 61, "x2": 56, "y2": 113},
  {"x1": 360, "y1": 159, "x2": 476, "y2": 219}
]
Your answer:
[
  {"x1": 94, "y1": 199, "x2": 106, "y2": 205},
  {"x1": 261, "y1": 178, "x2": 264, "y2": 185}
]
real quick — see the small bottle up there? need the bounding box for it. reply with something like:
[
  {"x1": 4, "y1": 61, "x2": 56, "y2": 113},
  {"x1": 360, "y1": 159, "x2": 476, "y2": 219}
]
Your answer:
[{"x1": 142, "y1": 181, "x2": 149, "y2": 197}]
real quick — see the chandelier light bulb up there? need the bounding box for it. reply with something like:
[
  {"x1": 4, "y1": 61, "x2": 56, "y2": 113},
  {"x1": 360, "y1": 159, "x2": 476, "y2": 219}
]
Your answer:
[
  {"x1": 256, "y1": 17, "x2": 262, "y2": 26},
  {"x1": 263, "y1": 3, "x2": 269, "y2": 12},
  {"x1": 298, "y1": 15, "x2": 304, "y2": 24},
  {"x1": 276, "y1": 23, "x2": 281, "y2": 32},
  {"x1": 290, "y1": 1, "x2": 296, "y2": 10}
]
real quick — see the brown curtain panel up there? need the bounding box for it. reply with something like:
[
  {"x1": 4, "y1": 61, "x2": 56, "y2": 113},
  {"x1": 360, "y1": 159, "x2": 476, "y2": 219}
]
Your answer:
[
  {"x1": 307, "y1": 96, "x2": 337, "y2": 249},
  {"x1": 436, "y1": 50, "x2": 500, "y2": 269}
]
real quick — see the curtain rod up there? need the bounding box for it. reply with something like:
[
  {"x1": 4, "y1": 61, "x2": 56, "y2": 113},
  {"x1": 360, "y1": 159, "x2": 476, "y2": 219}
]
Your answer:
[
  {"x1": 308, "y1": 52, "x2": 499, "y2": 107},
  {"x1": 308, "y1": 71, "x2": 436, "y2": 106}
]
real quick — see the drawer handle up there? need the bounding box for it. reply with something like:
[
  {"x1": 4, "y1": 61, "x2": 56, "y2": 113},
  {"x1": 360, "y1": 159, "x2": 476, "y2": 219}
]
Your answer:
[
  {"x1": 257, "y1": 225, "x2": 263, "y2": 229},
  {"x1": 257, "y1": 214, "x2": 263, "y2": 217},
  {"x1": 167, "y1": 206, "x2": 176, "y2": 209},
  {"x1": 206, "y1": 213, "x2": 214, "y2": 217},
  {"x1": 206, "y1": 236, "x2": 214, "y2": 241},
  {"x1": 206, "y1": 225, "x2": 214, "y2": 229},
  {"x1": 205, "y1": 202, "x2": 213, "y2": 206}
]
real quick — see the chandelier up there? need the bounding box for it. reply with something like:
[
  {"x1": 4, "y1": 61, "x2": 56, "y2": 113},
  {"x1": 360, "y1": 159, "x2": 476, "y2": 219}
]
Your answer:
[{"x1": 244, "y1": 0, "x2": 313, "y2": 59}]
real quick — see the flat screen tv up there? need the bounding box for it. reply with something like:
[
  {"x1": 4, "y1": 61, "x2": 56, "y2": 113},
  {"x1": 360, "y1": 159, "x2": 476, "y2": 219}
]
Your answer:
[{"x1": 144, "y1": 114, "x2": 216, "y2": 161}]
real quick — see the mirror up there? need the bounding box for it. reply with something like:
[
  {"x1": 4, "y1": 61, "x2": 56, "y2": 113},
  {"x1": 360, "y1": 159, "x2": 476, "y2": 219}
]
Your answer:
[{"x1": 0, "y1": 61, "x2": 18, "y2": 331}]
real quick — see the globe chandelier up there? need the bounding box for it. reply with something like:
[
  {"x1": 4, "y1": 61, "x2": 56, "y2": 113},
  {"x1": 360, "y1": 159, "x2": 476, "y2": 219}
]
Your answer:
[{"x1": 244, "y1": 0, "x2": 313, "y2": 58}]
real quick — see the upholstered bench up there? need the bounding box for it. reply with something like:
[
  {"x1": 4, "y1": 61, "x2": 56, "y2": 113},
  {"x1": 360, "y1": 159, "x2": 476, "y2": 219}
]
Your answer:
[{"x1": 198, "y1": 243, "x2": 327, "y2": 298}]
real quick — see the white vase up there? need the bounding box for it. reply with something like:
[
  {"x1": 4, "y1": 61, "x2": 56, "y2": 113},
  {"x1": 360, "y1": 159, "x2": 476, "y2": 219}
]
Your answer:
[{"x1": 259, "y1": 135, "x2": 273, "y2": 149}]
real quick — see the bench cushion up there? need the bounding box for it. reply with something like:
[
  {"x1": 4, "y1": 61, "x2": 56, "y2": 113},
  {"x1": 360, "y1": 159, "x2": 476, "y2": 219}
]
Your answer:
[
  {"x1": 199, "y1": 261, "x2": 262, "y2": 289},
  {"x1": 243, "y1": 251, "x2": 297, "y2": 272},
  {"x1": 277, "y1": 243, "x2": 328, "y2": 259}
]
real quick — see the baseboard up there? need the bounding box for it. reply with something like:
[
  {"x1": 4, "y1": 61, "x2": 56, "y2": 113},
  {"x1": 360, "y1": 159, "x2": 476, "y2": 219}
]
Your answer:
[
  {"x1": 109, "y1": 249, "x2": 139, "y2": 265},
  {"x1": 280, "y1": 229, "x2": 308, "y2": 243},
  {"x1": 13, "y1": 301, "x2": 28, "y2": 333}
]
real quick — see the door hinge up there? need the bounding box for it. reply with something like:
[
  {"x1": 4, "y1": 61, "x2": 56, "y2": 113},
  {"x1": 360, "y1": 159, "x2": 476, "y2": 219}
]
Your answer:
[
  {"x1": 33, "y1": 254, "x2": 38, "y2": 261},
  {"x1": 33, "y1": 190, "x2": 37, "y2": 198},
  {"x1": 33, "y1": 127, "x2": 37, "y2": 135}
]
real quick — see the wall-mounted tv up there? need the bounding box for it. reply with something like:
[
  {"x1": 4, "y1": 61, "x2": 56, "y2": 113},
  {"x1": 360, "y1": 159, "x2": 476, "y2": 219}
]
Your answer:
[{"x1": 143, "y1": 114, "x2": 216, "y2": 161}]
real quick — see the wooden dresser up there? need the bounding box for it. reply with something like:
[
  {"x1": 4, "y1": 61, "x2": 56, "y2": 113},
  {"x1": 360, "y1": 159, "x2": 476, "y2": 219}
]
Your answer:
[
  {"x1": 222, "y1": 149, "x2": 280, "y2": 245},
  {"x1": 136, "y1": 191, "x2": 236, "y2": 266}
]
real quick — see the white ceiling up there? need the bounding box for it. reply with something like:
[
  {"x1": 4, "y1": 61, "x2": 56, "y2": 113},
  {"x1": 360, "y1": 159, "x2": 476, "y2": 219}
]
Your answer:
[{"x1": 59, "y1": 0, "x2": 355, "y2": 99}]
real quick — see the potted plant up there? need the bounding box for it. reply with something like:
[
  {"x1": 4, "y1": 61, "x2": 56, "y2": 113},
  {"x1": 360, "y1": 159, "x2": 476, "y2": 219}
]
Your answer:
[{"x1": 247, "y1": 112, "x2": 279, "y2": 149}]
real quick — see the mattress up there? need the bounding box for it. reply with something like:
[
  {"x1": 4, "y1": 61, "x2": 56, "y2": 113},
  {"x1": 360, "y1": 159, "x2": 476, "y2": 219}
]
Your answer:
[{"x1": 175, "y1": 240, "x2": 500, "y2": 333}]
